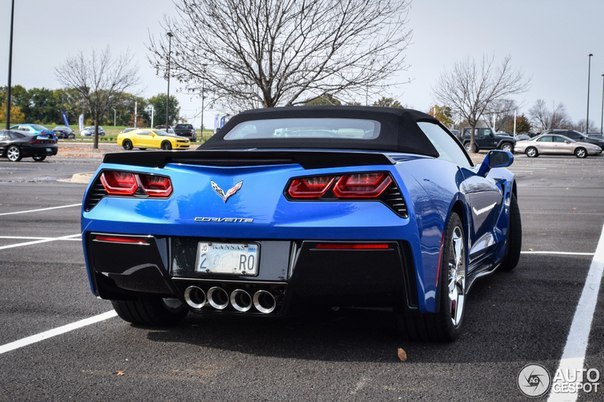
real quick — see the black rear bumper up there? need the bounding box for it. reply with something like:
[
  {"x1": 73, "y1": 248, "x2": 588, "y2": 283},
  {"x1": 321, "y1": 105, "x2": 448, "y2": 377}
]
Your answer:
[{"x1": 86, "y1": 234, "x2": 418, "y2": 315}]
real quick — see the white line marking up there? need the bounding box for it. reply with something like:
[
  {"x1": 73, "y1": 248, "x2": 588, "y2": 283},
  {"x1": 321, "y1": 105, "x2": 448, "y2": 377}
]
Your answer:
[
  {"x1": 548, "y1": 222, "x2": 604, "y2": 402},
  {"x1": 0, "y1": 234, "x2": 81, "y2": 251},
  {"x1": 0, "y1": 236, "x2": 81, "y2": 241},
  {"x1": 521, "y1": 251, "x2": 595, "y2": 257},
  {"x1": 0, "y1": 203, "x2": 81, "y2": 217},
  {"x1": 0, "y1": 310, "x2": 118, "y2": 355}
]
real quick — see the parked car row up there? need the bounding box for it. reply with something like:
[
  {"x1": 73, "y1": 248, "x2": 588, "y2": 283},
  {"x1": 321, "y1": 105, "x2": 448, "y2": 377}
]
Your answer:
[{"x1": 515, "y1": 133, "x2": 602, "y2": 158}]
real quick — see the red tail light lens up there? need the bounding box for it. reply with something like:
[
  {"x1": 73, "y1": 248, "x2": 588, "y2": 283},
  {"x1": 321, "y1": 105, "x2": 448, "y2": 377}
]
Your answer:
[
  {"x1": 100, "y1": 171, "x2": 138, "y2": 195},
  {"x1": 333, "y1": 173, "x2": 392, "y2": 198},
  {"x1": 99, "y1": 171, "x2": 173, "y2": 198},
  {"x1": 139, "y1": 174, "x2": 173, "y2": 197},
  {"x1": 287, "y1": 176, "x2": 335, "y2": 199}
]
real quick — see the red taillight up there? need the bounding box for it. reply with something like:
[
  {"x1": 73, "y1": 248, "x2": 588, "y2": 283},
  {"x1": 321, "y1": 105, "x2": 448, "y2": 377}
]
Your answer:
[
  {"x1": 333, "y1": 173, "x2": 392, "y2": 198},
  {"x1": 287, "y1": 172, "x2": 393, "y2": 200},
  {"x1": 100, "y1": 171, "x2": 137, "y2": 195},
  {"x1": 314, "y1": 243, "x2": 391, "y2": 250},
  {"x1": 139, "y1": 174, "x2": 173, "y2": 197},
  {"x1": 99, "y1": 171, "x2": 172, "y2": 198},
  {"x1": 93, "y1": 234, "x2": 150, "y2": 245},
  {"x1": 287, "y1": 176, "x2": 336, "y2": 199}
]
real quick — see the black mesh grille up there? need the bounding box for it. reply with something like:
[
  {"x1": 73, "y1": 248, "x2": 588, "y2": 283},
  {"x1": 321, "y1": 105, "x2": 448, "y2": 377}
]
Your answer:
[
  {"x1": 381, "y1": 184, "x2": 408, "y2": 218},
  {"x1": 84, "y1": 179, "x2": 107, "y2": 211}
]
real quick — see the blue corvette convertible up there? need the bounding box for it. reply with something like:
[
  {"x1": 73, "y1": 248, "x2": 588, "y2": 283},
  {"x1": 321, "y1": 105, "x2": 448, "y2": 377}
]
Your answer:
[{"x1": 81, "y1": 106, "x2": 521, "y2": 341}]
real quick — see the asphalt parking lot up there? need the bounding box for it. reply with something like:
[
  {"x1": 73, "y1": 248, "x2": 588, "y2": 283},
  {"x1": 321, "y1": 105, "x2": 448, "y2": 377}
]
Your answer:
[{"x1": 0, "y1": 153, "x2": 603, "y2": 401}]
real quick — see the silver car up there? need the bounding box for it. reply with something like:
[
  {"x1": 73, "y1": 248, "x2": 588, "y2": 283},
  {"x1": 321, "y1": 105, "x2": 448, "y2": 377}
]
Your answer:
[{"x1": 515, "y1": 134, "x2": 602, "y2": 158}]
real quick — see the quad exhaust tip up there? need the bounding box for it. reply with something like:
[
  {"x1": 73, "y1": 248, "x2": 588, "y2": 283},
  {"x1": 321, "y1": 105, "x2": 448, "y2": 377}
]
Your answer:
[
  {"x1": 253, "y1": 290, "x2": 277, "y2": 314},
  {"x1": 207, "y1": 286, "x2": 229, "y2": 310},
  {"x1": 184, "y1": 286, "x2": 278, "y2": 314},
  {"x1": 230, "y1": 289, "x2": 253, "y2": 312},
  {"x1": 184, "y1": 286, "x2": 206, "y2": 309}
]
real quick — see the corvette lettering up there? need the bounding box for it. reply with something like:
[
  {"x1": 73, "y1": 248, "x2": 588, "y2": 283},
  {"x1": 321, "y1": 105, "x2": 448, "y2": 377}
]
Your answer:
[{"x1": 194, "y1": 217, "x2": 254, "y2": 223}]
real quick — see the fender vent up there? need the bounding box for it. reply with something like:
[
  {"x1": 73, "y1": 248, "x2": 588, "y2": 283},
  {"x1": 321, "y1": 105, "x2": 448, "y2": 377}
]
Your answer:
[
  {"x1": 381, "y1": 184, "x2": 408, "y2": 218},
  {"x1": 84, "y1": 180, "x2": 107, "y2": 211}
]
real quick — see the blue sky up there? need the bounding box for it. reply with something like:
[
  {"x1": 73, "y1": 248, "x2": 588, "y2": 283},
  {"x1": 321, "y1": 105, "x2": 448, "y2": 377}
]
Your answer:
[{"x1": 1, "y1": 0, "x2": 603, "y2": 128}]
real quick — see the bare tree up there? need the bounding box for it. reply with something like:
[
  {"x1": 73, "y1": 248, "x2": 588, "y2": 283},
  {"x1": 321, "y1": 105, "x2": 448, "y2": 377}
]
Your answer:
[
  {"x1": 433, "y1": 55, "x2": 529, "y2": 152},
  {"x1": 528, "y1": 99, "x2": 571, "y2": 132},
  {"x1": 56, "y1": 48, "x2": 139, "y2": 149},
  {"x1": 148, "y1": 0, "x2": 412, "y2": 110}
]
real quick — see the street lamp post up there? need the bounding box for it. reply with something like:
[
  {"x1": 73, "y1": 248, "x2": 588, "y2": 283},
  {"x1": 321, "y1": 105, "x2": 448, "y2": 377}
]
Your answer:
[
  {"x1": 200, "y1": 63, "x2": 208, "y2": 139},
  {"x1": 601, "y1": 74, "x2": 604, "y2": 134},
  {"x1": 586, "y1": 53, "x2": 593, "y2": 133},
  {"x1": 5, "y1": 0, "x2": 15, "y2": 130},
  {"x1": 165, "y1": 32, "x2": 174, "y2": 128}
]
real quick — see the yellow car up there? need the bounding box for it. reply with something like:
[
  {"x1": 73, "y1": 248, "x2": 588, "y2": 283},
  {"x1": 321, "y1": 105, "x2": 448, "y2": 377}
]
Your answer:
[{"x1": 117, "y1": 128, "x2": 190, "y2": 151}]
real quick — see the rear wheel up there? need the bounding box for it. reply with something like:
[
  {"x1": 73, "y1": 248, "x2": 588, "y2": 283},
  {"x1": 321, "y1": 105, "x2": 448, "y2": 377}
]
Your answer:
[
  {"x1": 396, "y1": 213, "x2": 466, "y2": 342},
  {"x1": 575, "y1": 147, "x2": 587, "y2": 158},
  {"x1": 499, "y1": 193, "x2": 522, "y2": 271},
  {"x1": 122, "y1": 140, "x2": 133, "y2": 150},
  {"x1": 499, "y1": 142, "x2": 513, "y2": 152},
  {"x1": 111, "y1": 296, "x2": 188, "y2": 326},
  {"x1": 161, "y1": 141, "x2": 172, "y2": 150},
  {"x1": 6, "y1": 145, "x2": 22, "y2": 162},
  {"x1": 525, "y1": 147, "x2": 538, "y2": 157},
  {"x1": 32, "y1": 155, "x2": 47, "y2": 162}
]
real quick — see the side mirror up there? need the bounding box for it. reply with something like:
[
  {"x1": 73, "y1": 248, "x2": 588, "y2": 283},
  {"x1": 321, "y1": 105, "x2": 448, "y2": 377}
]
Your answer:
[
  {"x1": 565, "y1": 140, "x2": 570, "y2": 144},
  {"x1": 477, "y1": 150, "x2": 513, "y2": 177}
]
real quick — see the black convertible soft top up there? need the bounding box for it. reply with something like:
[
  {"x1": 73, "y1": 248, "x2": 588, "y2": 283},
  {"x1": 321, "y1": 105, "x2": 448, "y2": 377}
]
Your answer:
[{"x1": 200, "y1": 106, "x2": 440, "y2": 157}]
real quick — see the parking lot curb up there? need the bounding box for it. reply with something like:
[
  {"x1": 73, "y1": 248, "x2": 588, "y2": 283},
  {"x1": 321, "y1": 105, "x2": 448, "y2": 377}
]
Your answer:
[{"x1": 70, "y1": 173, "x2": 94, "y2": 184}]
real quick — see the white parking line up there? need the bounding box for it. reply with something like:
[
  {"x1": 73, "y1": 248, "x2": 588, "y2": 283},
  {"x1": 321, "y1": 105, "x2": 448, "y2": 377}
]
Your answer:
[
  {"x1": 521, "y1": 251, "x2": 595, "y2": 257},
  {"x1": 0, "y1": 203, "x2": 81, "y2": 216},
  {"x1": 0, "y1": 310, "x2": 117, "y2": 355},
  {"x1": 0, "y1": 236, "x2": 81, "y2": 241},
  {"x1": 0, "y1": 234, "x2": 81, "y2": 251},
  {"x1": 548, "y1": 223, "x2": 604, "y2": 402}
]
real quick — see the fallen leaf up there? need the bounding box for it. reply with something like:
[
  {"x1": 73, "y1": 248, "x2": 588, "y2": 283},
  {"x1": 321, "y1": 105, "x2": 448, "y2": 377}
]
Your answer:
[
  {"x1": 397, "y1": 347, "x2": 407, "y2": 362},
  {"x1": 113, "y1": 370, "x2": 126, "y2": 376}
]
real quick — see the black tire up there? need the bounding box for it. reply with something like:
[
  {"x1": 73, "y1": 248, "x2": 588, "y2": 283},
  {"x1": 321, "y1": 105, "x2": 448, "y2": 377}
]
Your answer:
[
  {"x1": 574, "y1": 147, "x2": 587, "y2": 158},
  {"x1": 525, "y1": 147, "x2": 538, "y2": 158},
  {"x1": 499, "y1": 193, "x2": 522, "y2": 271},
  {"x1": 111, "y1": 297, "x2": 188, "y2": 326},
  {"x1": 32, "y1": 155, "x2": 47, "y2": 162},
  {"x1": 161, "y1": 141, "x2": 172, "y2": 150},
  {"x1": 122, "y1": 140, "x2": 133, "y2": 150},
  {"x1": 6, "y1": 145, "x2": 22, "y2": 162},
  {"x1": 396, "y1": 213, "x2": 466, "y2": 342},
  {"x1": 499, "y1": 142, "x2": 513, "y2": 152}
]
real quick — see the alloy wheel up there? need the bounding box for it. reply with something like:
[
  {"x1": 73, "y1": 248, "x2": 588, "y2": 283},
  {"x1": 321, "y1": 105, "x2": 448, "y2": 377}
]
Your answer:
[{"x1": 448, "y1": 226, "x2": 465, "y2": 327}]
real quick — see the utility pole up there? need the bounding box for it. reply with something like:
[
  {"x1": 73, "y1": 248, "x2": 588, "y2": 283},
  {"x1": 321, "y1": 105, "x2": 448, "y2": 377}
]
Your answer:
[{"x1": 5, "y1": 0, "x2": 15, "y2": 130}]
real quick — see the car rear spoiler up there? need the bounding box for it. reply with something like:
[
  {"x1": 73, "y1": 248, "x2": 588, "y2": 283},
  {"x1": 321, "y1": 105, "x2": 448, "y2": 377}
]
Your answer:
[{"x1": 102, "y1": 149, "x2": 396, "y2": 169}]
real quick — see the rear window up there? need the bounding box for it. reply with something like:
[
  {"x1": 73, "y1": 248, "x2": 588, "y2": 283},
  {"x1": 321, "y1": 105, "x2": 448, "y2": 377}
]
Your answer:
[
  {"x1": 223, "y1": 118, "x2": 381, "y2": 141},
  {"x1": 176, "y1": 124, "x2": 193, "y2": 129}
]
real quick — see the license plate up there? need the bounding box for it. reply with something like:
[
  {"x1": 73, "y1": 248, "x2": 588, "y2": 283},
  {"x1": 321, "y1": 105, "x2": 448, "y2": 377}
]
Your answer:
[{"x1": 195, "y1": 242, "x2": 259, "y2": 275}]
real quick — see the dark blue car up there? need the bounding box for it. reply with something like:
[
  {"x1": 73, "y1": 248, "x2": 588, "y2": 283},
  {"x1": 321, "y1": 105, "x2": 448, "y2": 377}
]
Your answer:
[{"x1": 81, "y1": 106, "x2": 521, "y2": 341}]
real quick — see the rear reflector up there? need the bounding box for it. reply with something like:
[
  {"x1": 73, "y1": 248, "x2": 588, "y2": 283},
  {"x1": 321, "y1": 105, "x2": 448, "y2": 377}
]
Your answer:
[
  {"x1": 314, "y1": 243, "x2": 391, "y2": 250},
  {"x1": 93, "y1": 235, "x2": 150, "y2": 245}
]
